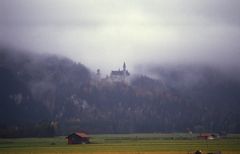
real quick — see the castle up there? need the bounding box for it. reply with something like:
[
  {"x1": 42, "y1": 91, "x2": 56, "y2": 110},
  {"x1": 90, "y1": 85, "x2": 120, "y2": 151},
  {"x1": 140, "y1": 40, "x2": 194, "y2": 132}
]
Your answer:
[
  {"x1": 110, "y1": 62, "x2": 130, "y2": 82},
  {"x1": 95, "y1": 62, "x2": 130, "y2": 83}
]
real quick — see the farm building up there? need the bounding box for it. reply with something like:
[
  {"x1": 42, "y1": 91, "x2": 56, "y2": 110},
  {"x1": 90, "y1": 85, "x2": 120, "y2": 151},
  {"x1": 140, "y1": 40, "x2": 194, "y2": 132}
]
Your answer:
[
  {"x1": 197, "y1": 133, "x2": 216, "y2": 140},
  {"x1": 66, "y1": 132, "x2": 90, "y2": 144}
]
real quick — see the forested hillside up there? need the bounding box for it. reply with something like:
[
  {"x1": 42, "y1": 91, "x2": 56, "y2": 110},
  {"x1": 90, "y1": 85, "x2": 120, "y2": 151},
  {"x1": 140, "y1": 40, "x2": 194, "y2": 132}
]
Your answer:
[{"x1": 0, "y1": 49, "x2": 240, "y2": 137}]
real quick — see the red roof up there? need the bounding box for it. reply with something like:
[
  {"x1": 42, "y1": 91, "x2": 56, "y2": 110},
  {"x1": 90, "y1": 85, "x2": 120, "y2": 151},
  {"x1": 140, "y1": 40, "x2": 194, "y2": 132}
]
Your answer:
[
  {"x1": 66, "y1": 131, "x2": 90, "y2": 139},
  {"x1": 199, "y1": 133, "x2": 212, "y2": 137},
  {"x1": 75, "y1": 132, "x2": 89, "y2": 138}
]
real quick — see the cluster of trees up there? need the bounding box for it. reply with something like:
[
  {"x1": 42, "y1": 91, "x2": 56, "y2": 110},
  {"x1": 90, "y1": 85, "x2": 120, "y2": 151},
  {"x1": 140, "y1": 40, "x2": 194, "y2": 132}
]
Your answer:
[
  {"x1": 0, "y1": 121, "x2": 56, "y2": 138},
  {"x1": 0, "y1": 48, "x2": 240, "y2": 137}
]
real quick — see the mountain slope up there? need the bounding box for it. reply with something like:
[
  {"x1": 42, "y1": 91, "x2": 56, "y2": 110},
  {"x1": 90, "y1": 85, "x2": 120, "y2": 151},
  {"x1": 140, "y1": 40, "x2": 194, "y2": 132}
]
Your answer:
[{"x1": 0, "y1": 48, "x2": 240, "y2": 137}]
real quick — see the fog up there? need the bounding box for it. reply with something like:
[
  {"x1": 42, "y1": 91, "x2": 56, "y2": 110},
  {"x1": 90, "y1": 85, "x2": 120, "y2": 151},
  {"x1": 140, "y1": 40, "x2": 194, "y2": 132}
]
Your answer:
[{"x1": 1, "y1": 0, "x2": 240, "y2": 75}]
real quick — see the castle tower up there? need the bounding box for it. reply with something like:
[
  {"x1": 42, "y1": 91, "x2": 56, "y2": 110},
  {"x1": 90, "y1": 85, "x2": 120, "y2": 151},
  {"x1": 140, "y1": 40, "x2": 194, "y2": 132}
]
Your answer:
[
  {"x1": 123, "y1": 62, "x2": 126, "y2": 71},
  {"x1": 96, "y1": 69, "x2": 101, "y2": 81},
  {"x1": 123, "y1": 62, "x2": 127, "y2": 79}
]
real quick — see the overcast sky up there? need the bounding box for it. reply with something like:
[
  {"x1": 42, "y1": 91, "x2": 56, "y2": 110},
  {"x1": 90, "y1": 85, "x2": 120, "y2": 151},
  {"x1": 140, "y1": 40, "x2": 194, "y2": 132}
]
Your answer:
[{"x1": 1, "y1": 0, "x2": 240, "y2": 75}]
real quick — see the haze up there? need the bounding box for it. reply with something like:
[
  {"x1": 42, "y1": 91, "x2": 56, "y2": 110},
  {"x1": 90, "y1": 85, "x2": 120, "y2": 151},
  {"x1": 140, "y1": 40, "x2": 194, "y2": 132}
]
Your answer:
[{"x1": 1, "y1": 0, "x2": 240, "y2": 75}]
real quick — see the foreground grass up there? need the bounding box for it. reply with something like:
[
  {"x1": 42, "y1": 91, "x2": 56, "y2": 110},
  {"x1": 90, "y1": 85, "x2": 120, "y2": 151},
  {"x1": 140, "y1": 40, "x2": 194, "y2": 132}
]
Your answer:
[{"x1": 0, "y1": 134, "x2": 240, "y2": 154}]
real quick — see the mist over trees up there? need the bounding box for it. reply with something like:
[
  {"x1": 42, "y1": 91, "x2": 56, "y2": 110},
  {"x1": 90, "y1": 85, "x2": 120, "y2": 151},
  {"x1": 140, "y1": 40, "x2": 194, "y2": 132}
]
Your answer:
[{"x1": 0, "y1": 48, "x2": 240, "y2": 137}]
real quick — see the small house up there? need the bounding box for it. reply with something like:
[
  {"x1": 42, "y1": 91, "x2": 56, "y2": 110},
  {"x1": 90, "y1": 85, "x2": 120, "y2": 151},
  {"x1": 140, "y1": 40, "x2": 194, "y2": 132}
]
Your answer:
[
  {"x1": 197, "y1": 133, "x2": 215, "y2": 140},
  {"x1": 66, "y1": 132, "x2": 90, "y2": 144}
]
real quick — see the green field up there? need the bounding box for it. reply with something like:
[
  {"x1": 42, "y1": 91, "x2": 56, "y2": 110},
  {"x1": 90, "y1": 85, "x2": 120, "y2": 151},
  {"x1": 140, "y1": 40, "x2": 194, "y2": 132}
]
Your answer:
[{"x1": 0, "y1": 133, "x2": 240, "y2": 154}]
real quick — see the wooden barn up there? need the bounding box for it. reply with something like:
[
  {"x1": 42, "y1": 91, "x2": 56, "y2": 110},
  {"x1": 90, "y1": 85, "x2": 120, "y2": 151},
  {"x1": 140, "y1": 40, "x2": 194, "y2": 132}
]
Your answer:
[
  {"x1": 197, "y1": 133, "x2": 215, "y2": 140},
  {"x1": 66, "y1": 132, "x2": 90, "y2": 144}
]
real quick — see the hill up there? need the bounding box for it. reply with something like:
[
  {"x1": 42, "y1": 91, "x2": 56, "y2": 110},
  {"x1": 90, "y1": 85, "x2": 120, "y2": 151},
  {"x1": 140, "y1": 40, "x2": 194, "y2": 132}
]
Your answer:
[{"x1": 0, "y1": 48, "x2": 240, "y2": 137}]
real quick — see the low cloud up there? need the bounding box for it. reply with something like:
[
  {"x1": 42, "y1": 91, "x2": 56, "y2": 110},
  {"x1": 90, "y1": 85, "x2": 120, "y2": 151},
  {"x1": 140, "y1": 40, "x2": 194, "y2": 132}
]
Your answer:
[{"x1": 1, "y1": 0, "x2": 240, "y2": 75}]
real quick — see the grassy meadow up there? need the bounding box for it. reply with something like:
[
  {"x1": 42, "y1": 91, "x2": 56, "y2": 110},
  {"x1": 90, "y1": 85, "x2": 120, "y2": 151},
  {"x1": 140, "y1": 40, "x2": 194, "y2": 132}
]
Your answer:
[{"x1": 0, "y1": 133, "x2": 240, "y2": 154}]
